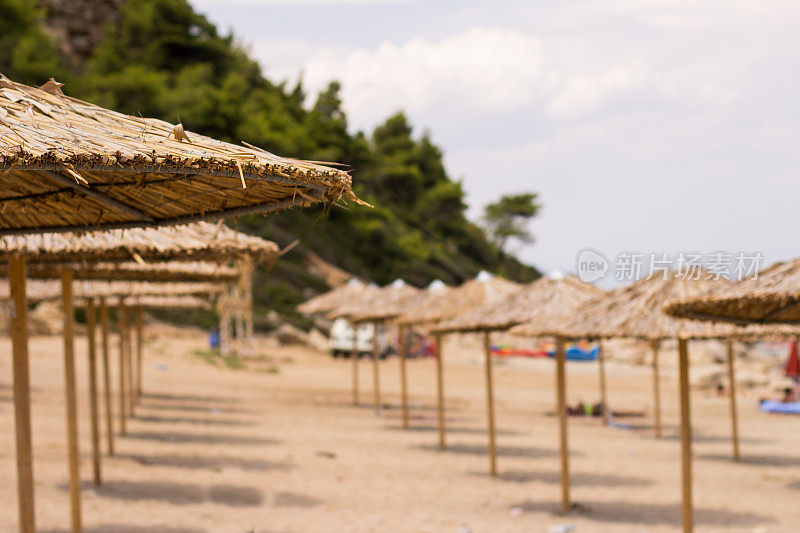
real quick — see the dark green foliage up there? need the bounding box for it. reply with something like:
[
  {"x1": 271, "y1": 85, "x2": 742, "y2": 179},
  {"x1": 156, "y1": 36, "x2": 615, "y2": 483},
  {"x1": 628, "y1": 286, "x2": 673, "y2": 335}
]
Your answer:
[
  {"x1": 483, "y1": 192, "x2": 542, "y2": 253},
  {"x1": 3, "y1": 0, "x2": 541, "y2": 330}
]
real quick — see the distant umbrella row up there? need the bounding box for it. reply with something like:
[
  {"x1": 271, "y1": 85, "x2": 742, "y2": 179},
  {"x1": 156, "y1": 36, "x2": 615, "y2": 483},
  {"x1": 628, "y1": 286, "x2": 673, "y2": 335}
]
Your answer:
[{"x1": 298, "y1": 263, "x2": 800, "y2": 533}]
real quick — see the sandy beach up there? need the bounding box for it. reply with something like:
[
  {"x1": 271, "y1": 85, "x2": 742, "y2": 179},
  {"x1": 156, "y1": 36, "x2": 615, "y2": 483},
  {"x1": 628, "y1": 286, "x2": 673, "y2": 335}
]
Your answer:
[{"x1": 2, "y1": 326, "x2": 800, "y2": 532}]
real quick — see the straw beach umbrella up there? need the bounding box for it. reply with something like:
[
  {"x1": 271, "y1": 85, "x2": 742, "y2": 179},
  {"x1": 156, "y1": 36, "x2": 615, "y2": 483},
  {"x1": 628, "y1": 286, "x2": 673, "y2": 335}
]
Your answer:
[
  {"x1": 511, "y1": 272, "x2": 798, "y2": 530},
  {"x1": 0, "y1": 75, "x2": 354, "y2": 533},
  {"x1": 297, "y1": 277, "x2": 365, "y2": 315},
  {"x1": 433, "y1": 272, "x2": 603, "y2": 476},
  {"x1": 397, "y1": 271, "x2": 520, "y2": 450},
  {"x1": 335, "y1": 280, "x2": 421, "y2": 415},
  {"x1": 666, "y1": 257, "x2": 800, "y2": 325}
]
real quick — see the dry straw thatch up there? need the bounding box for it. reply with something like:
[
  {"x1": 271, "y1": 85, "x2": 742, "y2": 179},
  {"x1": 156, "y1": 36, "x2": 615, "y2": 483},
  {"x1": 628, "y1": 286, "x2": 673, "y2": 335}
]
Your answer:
[
  {"x1": 665, "y1": 258, "x2": 800, "y2": 325},
  {"x1": 511, "y1": 272, "x2": 800, "y2": 341},
  {"x1": 0, "y1": 260, "x2": 240, "y2": 282},
  {"x1": 0, "y1": 75, "x2": 361, "y2": 235},
  {"x1": 0, "y1": 279, "x2": 222, "y2": 303},
  {"x1": 297, "y1": 278, "x2": 365, "y2": 315},
  {"x1": 335, "y1": 280, "x2": 422, "y2": 322},
  {"x1": 109, "y1": 295, "x2": 211, "y2": 310},
  {"x1": 434, "y1": 273, "x2": 604, "y2": 333},
  {"x1": 0, "y1": 221, "x2": 278, "y2": 264},
  {"x1": 397, "y1": 272, "x2": 520, "y2": 326}
]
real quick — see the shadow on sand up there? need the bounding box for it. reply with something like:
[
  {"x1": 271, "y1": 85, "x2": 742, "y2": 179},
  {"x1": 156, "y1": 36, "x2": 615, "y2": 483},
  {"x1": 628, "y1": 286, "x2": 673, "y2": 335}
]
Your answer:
[
  {"x1": 41, "y1": 525, "x2": 207, "y2": 533},
  {"x1": 510, "y1": 499, "x2": 774, "y2": 527},
  {"x1": 121, "y1": 430, "x2": 279, "y2": 446},
  {"x1": 385, "y1": 424, "x2": 523, "y2": 437},
  {"x1": 143, "y1": 392, "x2": 240, "y2": 403},
  {"x1": 416, "y1": 443, "x2": 571, "y2": 459},
  {"x1": 471, "y1": 469, "x2": 652, "y2": 487},
  {"x1": 74, "y1": 480, "x2": 264, "y2": 507},
  {"x1": 273, "y1": 491, "x2": 323, "y2": 508},
  {"x1": 698, "y1": 452, "x2": 800, "y2": 467},
  {"x1": 120, "y1": 453, "x2": 293, "y2": 472},
  {"x1": 133, "y1": 414, "x2": 254, "y2": 427},
  {"x1": 136, "y1": 402, "x2": 253, "y2": 414}
]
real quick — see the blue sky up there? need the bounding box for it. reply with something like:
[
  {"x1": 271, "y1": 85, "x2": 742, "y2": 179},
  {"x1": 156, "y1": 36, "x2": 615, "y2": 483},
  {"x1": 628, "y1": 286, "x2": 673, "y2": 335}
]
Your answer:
[{"x1": 192, "y1": 0, "x2": 800, "y2": 280}]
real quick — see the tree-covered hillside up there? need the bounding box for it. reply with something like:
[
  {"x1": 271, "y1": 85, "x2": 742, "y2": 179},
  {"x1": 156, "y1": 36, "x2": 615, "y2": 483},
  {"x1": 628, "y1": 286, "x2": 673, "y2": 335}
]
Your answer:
[{"x1": 2, "y1": 0, "x2": 541, "y2": 329}]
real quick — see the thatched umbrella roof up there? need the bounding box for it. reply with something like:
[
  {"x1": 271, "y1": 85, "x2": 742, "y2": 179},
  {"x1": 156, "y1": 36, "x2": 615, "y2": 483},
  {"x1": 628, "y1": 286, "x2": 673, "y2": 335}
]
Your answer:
[
  {"x1": 434, "y1": 272, "x2": 604, "y2": 333},
  {"x1": 665, "y1": 258, "x2": 800, "y2": 325},
  {"x1": 0, "y1": 279, "x2": 222, "y2": 303},
  {"x1": 512, "y1": 272, "x2": 799, "y2": 340},
  {"x1": 297, "y1": 278, "x2": 365, "y2": 315},
  {"x1": 105, "y1": 295, "x2": 211, "y2": 311},
  {"x1": 0, "y1": 260, "x2": 239, "y2": 282},
  {"x1": 0, "y1": 221, "x2": 278, "y2": 264},
  {"x1": 0, "y1": 75, "x2": 361, "y2": 235},
  {"x1": 397, "y1": 271, "x2": 520, "y2": 326},
  {"x1": 339, "y1": 279, "x2": 422, "y2": 322}
]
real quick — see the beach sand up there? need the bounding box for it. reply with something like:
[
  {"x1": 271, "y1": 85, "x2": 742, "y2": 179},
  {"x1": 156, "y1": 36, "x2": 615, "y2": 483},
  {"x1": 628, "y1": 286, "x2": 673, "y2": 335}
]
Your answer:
[{"x1": 1, "y1": 326, "x2": 799, "y2": 532}]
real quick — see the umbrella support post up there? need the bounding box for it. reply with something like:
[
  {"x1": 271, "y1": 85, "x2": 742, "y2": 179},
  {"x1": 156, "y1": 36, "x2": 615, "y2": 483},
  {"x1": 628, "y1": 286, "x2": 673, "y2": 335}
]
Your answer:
[
  {"x1": 727, "y1": 341, "x2": 740, "y2": 461},
  {"x1": 100, "y1": 298, "x2": 114, "y2": 455},
  {"x1": 126, "y1": 308, "x2": 134, "y2": 417},
  {"x1": 352, "y1": 324, "x2": 359, "y2": 406},
  {"x1": 10, "y1": 255, "x2": 35, "y2": 533},
  {"x1": 136, "y1": 306, "x2": 143, "y2": 403},
  {"x1": 652, "y1": 340, "x2": 662, "y2": 438},
  {"x1": 62, "y1": 269, "x2": 82, "y2": 533},
  {"x1": 598, "y1": 340, "x2": 608, "y2": 425},
  {"x1": 372, "y1": 321, "x2": 381, "y2": 414},
  {"x1": 556, "y1": 336, "x2": 570, "y2": 513},
  {"x1": 86, "y1": 299, "x2": 101, "y2": 485},
  {"x1": 484, "y1": 331, "x2": 497, "y2": 477},
  {"x1": 678, "y1": 338, "x2": 694, "y2": 532},
  {"x1": 118, "y1": 303, "x2": 127, "y2": 435},
  {"x1": 400, "y1": 325, "x2": 409, "y2": 428},
  {"x1": 435, "y1": 333, "x2": 446, "y2": 450}
]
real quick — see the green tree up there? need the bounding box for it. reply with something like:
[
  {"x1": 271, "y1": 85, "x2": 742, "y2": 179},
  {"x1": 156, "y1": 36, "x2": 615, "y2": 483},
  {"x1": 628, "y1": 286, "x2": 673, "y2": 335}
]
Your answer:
[{"x1": 483, "y1": 193, "x2": 542, "y2": 253}]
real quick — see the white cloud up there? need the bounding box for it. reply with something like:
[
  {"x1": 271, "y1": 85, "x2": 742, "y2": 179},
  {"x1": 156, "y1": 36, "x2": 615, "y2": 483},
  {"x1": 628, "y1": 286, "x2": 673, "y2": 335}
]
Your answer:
[{"x1": 297, "y1": 28, "x2": 549, "y2": 128}]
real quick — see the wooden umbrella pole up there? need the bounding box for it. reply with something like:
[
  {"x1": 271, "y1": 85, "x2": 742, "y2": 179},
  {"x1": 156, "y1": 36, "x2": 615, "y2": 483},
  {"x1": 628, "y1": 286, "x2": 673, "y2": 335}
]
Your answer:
[
  {"x1": 99, "y1": 298, "x2": 114, "y2": 455},
  {"x1": 61, "y1": 269, "x2": 82, "y2": 533},
  {"x1": 598, "y1": 340, "x2": 609, "y2": 426},
  {"x1": 10, "y1": 255, "x2": 35, "y2": 533},
  {"x1": 126, "y1": 306, "x2": 134, "y2": 417},
  {"x1": 484, "y1": 331, "x2": 497, "y2": 477},
  {"x1": 652, "y1": 340, "x2": 662, "y2": 438},
  {"x1": 352, "y1": 323, "x2": 359, "y2": 406},
  {"x1": 372, "y1": 321, "x2": 381, "y2": 414},
  {"x1": 678, "y1": 338, "x2": 694, "y2": 532},
  {"x1": 400, "y1": 324, "x2": 409, "y2": 428},
  {"x1": 136, "y1": 306, "x2": 143, "y2": 402},
  {"x1": 86, "y1": 299, "x2": 101, "y2": 485},
  {"x1": 556, "y1": 336, "x2": 570, "y2": 514},
  {"x1": 727, "y1": 340, "x2": 740, "y2": 461},
  {"x1": 118, "y1": 303, "x2": 127, "y2": 435},
  {"x1": 435, "y1": 332, "x2": 446, "y2": 450}
]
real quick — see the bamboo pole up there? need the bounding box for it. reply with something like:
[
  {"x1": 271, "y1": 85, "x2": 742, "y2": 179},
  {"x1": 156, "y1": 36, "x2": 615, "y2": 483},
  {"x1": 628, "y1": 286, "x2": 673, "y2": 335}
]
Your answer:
[
  {"x1": 118, "y1": 302, "x2": 127, "y2": 435},
  {"x1": 727, "y1": 340, "x2": 740, "y2": 461},
  {"x1": 598, "y1": 340, "x2": 608, "y2": 426},
  {"x1": 126, "y1": 305, "x2": 134, "y2": 417},
  {"x1": 352, "y1": 323, "x2": 359, "y2": 406},
  {"x1": 678, "y1": 338, "x2": 694, "y2": 532},
  {"x1": 372, "y1": 321, "x2": 381, "y2": 414},
  {"x1": 399, "y1": 324, "x2": 409, "y2": 428},
  {"x1": 136, "y1": 306, "x2": 143, "y2": 402},
  {"x1": 86, "y1": 299, "x2": 101, "y2": 485},
  {"x1": 652, "y1": 340, "x2": 662, "y2": 438},
  {"x1": 555, "y1": 336, "x2": 570, "y2": 514},
  {"x1": 61, "y1": 269, "x2": 82, "y2": 533},
  {"x1": 484, "y1": 330, "x2": 497, "y2": 477},
  {"x1": 100, "y1": 298, "x2": 114, "y2": 455},
  {"x1": 435, "y1": 332, "x2": 446, "y2": 450},
  {"x1": 10, "y1": 255, "x2": 35, "y2": 533}
]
